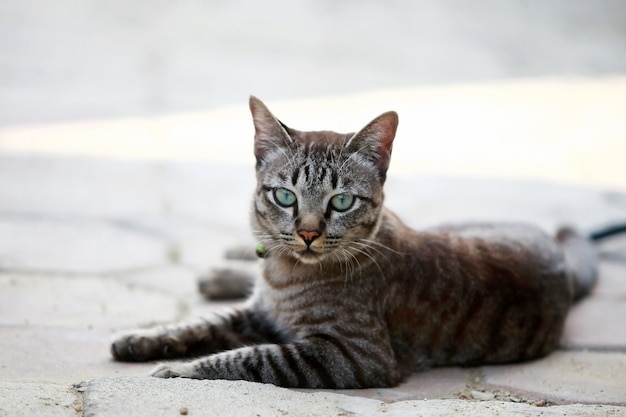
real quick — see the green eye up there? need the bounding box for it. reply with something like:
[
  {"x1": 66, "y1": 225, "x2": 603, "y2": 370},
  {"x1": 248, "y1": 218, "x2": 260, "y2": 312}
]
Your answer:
[
  {"x1": 330, "y1": 193, "x2": 355, "y2": 212},
  {"x1": 273, "y1": 188, "x2": 297, "y2": 207}
]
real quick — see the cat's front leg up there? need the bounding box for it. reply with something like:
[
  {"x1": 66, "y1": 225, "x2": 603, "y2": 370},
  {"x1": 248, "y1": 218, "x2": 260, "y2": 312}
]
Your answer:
[
  {"x1": 149, "y1": 335, "x2": 401, "y2": 389},
  {"x1": 111, "y1": 308, "x2": 280, "y2": 362}
]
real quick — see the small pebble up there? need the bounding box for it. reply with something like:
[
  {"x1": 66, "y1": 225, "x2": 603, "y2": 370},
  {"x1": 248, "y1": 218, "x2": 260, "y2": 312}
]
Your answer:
[{"x1": 471, "y1": 390, "x2": 495, "y2": 401}]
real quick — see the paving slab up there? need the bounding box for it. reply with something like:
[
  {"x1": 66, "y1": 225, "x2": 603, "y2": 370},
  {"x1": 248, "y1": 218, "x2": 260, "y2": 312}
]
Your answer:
[
  {"x1": 385, "y1": 176, "x2": 626, "y2": 232},
  {"x1": 118, "y1": 265, "x2": 199, "y2": 298},
  {"x1": 598, "y1": 236, "x2": 626, "y2": 266},
  {"x1": 0, "y1": 154, "x2": 254, "y2": 223},
  {"x1": 0, "y1": 274, "x2": 184, "y2": 331},
  {"x1": 0, "y1": 155, "x2": 167, "y2": 219},
  {"x1": 561, "y1": 298, "x2": 626, "y2": 349},
  {"x1": 308, "y1": 368, "x2": 469, "y2": 403},
  {"x1": 594, "y1": 259, "x2": 626, "y2": 298},
  {"x1": 0, "y1": 154, "x2": 255, "y2": 275},
  {"x1": 0, "y1": 381, "x2": 81, "y2": 417},
  {"x1": 561, "y1": 256, "x2": 626, "y2": 349},
  {"x1": 76, "y1": 377, "x2": 626, "y2": 417},
  {"x1": 0, "y1": 325, "x2": 155, "y2": 384},
  {"x1": 0, "y1": 218, "x2": 168, "y2": 274},
  {"x1": 1, "y1": 1, "x2": 625, "y2": 415},
  {"x1": 481, "y1": 351, "x2": 626, "y2": 405}
]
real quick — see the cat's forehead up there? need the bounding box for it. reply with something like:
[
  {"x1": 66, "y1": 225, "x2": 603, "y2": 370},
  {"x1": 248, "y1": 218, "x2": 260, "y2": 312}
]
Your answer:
[
  {"x1": 287, "y1": 130, "x2": 355, "y2": 165},
  {"x1": 258, "y1": 127, "x2": 379, "y2": 193},
  {"x1": 289, "y1": 129, "x2": 353, "y2": 149},
  {"x1": 269, "y1": 147, "x2": 373, "y2": 195}
]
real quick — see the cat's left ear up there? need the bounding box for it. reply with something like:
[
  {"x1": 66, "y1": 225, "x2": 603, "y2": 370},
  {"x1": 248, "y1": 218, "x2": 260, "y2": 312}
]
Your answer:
[
  {"x1": 346, "y1": 111, "x2": 398, "y2": 180},
  {"x1": 249, "y1": 96, "x2": 294, "y2": 166}
]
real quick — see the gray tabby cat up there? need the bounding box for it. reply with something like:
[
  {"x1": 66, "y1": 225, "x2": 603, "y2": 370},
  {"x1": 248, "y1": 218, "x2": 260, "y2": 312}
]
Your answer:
[{"x1": 111, "y1": 96, "x2": 610, "y2": 388}]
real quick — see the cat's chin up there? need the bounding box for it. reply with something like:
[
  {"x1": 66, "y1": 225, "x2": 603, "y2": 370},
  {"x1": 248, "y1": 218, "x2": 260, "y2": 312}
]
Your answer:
[{"x1": 293, "y1": 250, "x2": 324, "y2": 264}]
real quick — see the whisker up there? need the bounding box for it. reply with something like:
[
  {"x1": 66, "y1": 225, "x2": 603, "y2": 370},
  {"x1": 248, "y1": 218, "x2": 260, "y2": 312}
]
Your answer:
[
  {"x1": 358, "y1": 238, "x2": 405, "y2": 255},
  {"x1": 346, "y1": 243, "x2": 387, "y2": 283}
]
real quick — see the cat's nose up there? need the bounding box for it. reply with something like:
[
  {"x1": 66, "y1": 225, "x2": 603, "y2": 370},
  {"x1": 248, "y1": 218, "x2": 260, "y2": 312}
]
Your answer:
[{"x1": 298, "y1": 229, "x2": 320, "y2": 246}]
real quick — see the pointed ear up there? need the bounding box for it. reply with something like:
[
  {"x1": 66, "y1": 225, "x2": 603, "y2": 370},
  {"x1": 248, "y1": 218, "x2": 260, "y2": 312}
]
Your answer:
[
  {"x1": 345, "y1": 111, "x2": 398, "y2": 179},
  {"x1": 249, "y1": 96, "x2": 294, "y2": 165}
]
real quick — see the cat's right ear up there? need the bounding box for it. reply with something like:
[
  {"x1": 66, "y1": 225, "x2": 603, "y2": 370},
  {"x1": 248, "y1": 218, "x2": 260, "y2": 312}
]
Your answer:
[
  {"x1": 345, "y1": 111, "x2": 398, "y2": 181},
  {"x1": 249, "y1": 96, "x2": 294, "y2": 166}
]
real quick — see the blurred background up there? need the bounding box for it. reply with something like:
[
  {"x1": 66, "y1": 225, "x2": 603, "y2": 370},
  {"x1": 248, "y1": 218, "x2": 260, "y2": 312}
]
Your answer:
[
  {"x1": 1, "y1": 0, "x2": 625, "y2": 190},
  {"x1": 1, "y1": 0, "x2": 625, "y2": 124},
  {"x1": 1, "y1": 0, "x2": 626, "y2": 215},
  {"x1": 1, "y1": 0, "x2": 626, "y2": 386}
]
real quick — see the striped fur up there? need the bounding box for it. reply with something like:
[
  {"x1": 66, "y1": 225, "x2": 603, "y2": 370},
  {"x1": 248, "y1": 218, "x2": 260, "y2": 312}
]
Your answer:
[{"x1": 111, "y1": 97, "x2": 599, "y2": 388}]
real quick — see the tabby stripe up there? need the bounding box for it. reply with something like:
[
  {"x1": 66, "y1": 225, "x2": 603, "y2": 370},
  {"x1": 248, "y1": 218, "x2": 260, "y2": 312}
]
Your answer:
[
  {"x1": 279, "y1": 344, "x2": 309, "y2": 387},
  {"x1": 331, "y1": 169, "x2": 338, "y2": 189},
  {"x1": 222, "y1": 352, "x2": 236, "y2": 376},
  {"x1": 239, "y1": 310, "x2": 277, "y2": 343},
  {"x1": 431, "y1": 289, "x2": 460, "y2": 359},
  {"x1": 453, "y1": 294, "x2": 485, "y2": 348},
  {"x1": 274, "y1": 281, "x2": 344, "y2": 301},
  {"x1": 303, "y1": 164, "x2": 310, "y2": 183},
  {"x1": 526, "y1": 313, "x2": 553, "y2": 357},
  {"x1": 292, "y1": 314, "x2": 336, "y2": 327},
  {"x1": 205, "y1": 323, "x2": 234, "y2": 352},
  {"x1": 264, "y1": 347, "x2": 293, "y2": 386},
  {"x1": 523, "y1": 313, "x2": 547, "y2": 356},
  {"x1": 310, "y1": 334, "x2": 368, "y2": 387},
  {"x1": 440, "y1": 307, "x2": 462, "y2": 360},
  {"x1": 295, "y1": 343, "x2": 337, "y2": 388},
  {"x1": 242, "y1": 347, "x2": 263, "y2": 381},
  {"x1": 417, "y1": 270, "x2": 436, "y2": 303},
  {"x1": 202, "y1": 355, "x2": 222, "y2": 377},
  {"x1": 319, "y1": 167, "x2": 328, "y2": 183},
  {"x1": 357, "y1": 218, "x2": 378, "y2": 232},
  {"x1": 278, "y1": 297, "x2": 336, "y2": 313},
  {"x1": 484, "y1": 301, "x2": 512, "y2": 359},
  {"x1": 334, "y1": 326, "x2": 377, "y2": 341},
  {"x1": 291, "y1": 167, "x2": 300, "y2": 186}
]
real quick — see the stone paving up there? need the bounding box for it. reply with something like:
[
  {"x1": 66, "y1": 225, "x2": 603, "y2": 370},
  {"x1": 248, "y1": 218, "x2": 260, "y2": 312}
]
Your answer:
[
  {"x1": 0, "y1": 149, "x2": 625, "y2": 416},
  {"x1": 2, "y1": 1, "x2": 626, "y2": 414}
]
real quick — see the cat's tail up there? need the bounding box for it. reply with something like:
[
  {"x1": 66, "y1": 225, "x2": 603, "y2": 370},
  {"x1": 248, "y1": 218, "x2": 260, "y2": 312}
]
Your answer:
[
  {"x1": 588, "y1": 223, "x2": 626, "y2": 241},
  {"x1": 556, "y1": 223, "x2": 626, "y2": 302}
]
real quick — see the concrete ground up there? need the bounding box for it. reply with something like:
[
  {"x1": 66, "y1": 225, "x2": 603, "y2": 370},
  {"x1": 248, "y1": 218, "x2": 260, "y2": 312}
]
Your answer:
[
  {"x1": 1, "y1": 144, "x2": 626, "y2": 416},
  {"x1": 1, "y1": 1, "x2": 626, "y2": 416}
]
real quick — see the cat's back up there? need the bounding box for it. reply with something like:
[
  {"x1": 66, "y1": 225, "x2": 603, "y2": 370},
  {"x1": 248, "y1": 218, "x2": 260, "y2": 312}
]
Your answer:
[
  {"x1": 387, "y1": 219, "x2": 567, "y2": 292},
  {"x1": 424, "y1": 222, "x2": 565, "y2": 276}
]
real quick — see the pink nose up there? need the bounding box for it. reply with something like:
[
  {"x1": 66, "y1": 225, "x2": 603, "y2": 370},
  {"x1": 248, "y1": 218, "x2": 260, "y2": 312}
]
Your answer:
[{"x1": 298, "y1": 230, "x2": 320, "y2": 245}]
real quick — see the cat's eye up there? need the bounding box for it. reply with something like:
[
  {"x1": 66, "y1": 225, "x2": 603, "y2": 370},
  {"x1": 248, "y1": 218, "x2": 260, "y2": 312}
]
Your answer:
[
  {"x1": 330, "y1": 193, "x2": 355, "y2": 212},
  {"x1": 273, "y1": 187, "x2": 297, "y2": 207}
]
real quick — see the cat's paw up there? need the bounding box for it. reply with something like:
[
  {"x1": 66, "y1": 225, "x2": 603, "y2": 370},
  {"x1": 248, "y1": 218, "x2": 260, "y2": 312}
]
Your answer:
[
  {"x1": 111, "y1": 329, "x2": 187, "y2": 362},
  {"x1": 197, "y1": 260, "x2": 258, "y2": 300},
  {"x1": 150, "y1": 362, "x2": 196, "y2": 379}
]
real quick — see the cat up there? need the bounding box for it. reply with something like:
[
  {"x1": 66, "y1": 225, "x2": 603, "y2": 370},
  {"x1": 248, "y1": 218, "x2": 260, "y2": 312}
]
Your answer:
[{"x1": 111, "y1": 96, "x2": 623, "y2": 389}]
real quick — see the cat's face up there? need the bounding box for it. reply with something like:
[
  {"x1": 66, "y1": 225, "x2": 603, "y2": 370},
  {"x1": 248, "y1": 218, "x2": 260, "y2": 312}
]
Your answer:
[{"x1": 248, "y1": 97, "x2": 398, "y2": 265}]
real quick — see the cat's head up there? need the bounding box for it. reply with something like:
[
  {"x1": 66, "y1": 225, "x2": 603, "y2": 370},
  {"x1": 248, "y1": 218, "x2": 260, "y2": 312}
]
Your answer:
[{"x1": 249, "y1": 96, "x2": 398, "y2": 265}]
